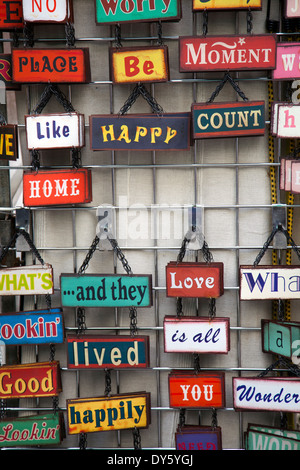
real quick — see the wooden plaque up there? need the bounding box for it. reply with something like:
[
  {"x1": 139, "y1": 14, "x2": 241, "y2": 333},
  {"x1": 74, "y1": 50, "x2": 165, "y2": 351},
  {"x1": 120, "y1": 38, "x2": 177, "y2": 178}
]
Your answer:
[
  {"x1": 0, "y1": 54, "x2": 20, "y2": 90},
  {"x1": 261, "y1": 319, "x2": 300, "y2": 361},
  {"x1": 166, "y1": 261, "x2": 224, "y2": 298},
  {"x1": 0, "y1": 0, "x2": 23, "y2": 30},
  {"x1": 110, "y1": 46, "x2": 169, "y2": 84},
  {"x1": 245, "y1": 423, "x2": 300, "y2": 450},
  {"x1": 169, "y1": 370, "x2": 225, "y2": 409},
  {"x1": 179, "y1": 35, "x2": 277, "y2": 73},
  {"x1": 12, "y1": 48, "x2": 91, "y2": 84},
  {"x1": 273, "y1": 43, "x2": 300, "y2": 80},
  {"x1": 192, "y1": 101, "x2": 265, "y2": 139},
  {"x1": 193, "y1": 0, "x2": 262, "y2": 10},
  {"x1": 175, "y1": 425, "x2": 222, "y2": 450},
  {"x1": 0, "y1": 264, "x2": 54, "y2": 296},
  {"x1": 274, "y1": 103, "x2": 300, "y2": 139},
  {"x1": 0, "y1": 124, "x2": 18, "y2": 160},
  {"x1": 67, "y1": 392, "x2": 151, "y2": 434},
  {"x1": 22, "y1": 0, "x2": 73, "y2": 23}
]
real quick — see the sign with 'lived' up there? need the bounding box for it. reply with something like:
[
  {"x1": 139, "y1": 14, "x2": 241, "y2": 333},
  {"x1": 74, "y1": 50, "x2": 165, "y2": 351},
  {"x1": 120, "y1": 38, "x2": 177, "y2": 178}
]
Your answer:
[
  {"x1": 240, "y1": 265, "x2": 300, "y2": 300},
  {"x1": 22, "y1": 0, "x2": 73, "y2": 23},
  {"x1": 233, "y1": 377, "x2": 300, "y2": 412},
  {"x1": 163, "y1": 316, "x2": 230, "y2": 354},
  {"x1": 166, "y1": 262, "x2": 224, "y2": 298},
  {"x1": 169, "y1": 371, "x2": 225, "y2": 408},
  {"x1": 95, "y1": 0, "x2": 182, "y2": 24},
  {"x1": 193, "y1": 0, "x2": 261, "y2": 10},
  {"x1": 67, "y1": 392, "x2": 151, "y2": 434},
  {"x1": 89, "y1": 113, "x2": 190, "y2": 151},
  {"x1": 0, "y1": 264, "x2": 53, "y2": 296},
  {"x1": 192, "y1": 101, "x2": 265, "y2": 139},
  {"x1": 60, "y1": 273, "x2": 152, "y2": 308},
  {"x1": 179, "y1": 35, "x2": 276, "y2": 72}
]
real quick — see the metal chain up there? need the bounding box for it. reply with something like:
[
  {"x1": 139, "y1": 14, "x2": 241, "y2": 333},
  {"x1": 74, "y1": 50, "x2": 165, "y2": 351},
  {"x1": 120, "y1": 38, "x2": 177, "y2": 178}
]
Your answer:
[
  {"x1": 203, "y1": 10, "x2": 208, "y2": 36},
  {"x1": 0, "y1": 112, "x2": 6, "y2": 125},
  {"x1": 133, "y1": 427, "x2": 142, "y2": 450},
  {"x1": 65, "y1": 23, "x2": 76, "y2": 47},
  {"x1": 31, "y1": 149, "x2": 40, "y2": 172},
  {"x1": 49, "y1": 343, "x2": 56, "y2": 361},
  {"x1": 157, "y1": 20, "x2": 163, "y2": 45},
  {"x1": 76, "y1": 307, "x2": 87, "y2": 334},
  {"x1": 23, "y1": 22, "x2": 34, "y2": 47},
  {"x1": 193, "y1": 353, "x2": 201, "y2": 372},
  {"x1": 79, "y1": 432, "x2": 87, "y2": 450},
  {"x1": 0, "y1": 399, "x2": 7, "y2": 419},
  {"x1": 18, "y1": 228, "x2": 46, "y2": 265},
  {"x1": 33, "y1": 83, "x2": 76, "y2": 115},
  {"x1": 108, "y1": 236, "x2": 133, "y2": 275},
  {"x1": 104, "y1": 369, "x2": 112, "y2": 396},
  {"x1": 72, "y1": 148, "x2": 82, "y2": 169},
  {"x1": 258, "y1": 356, "x2": 300, "y2": 378},
  {"x1": 13, "y1": 31, "x2": 19, "y2": 48},
  {"x1": 253, "y1": 225, "x2": 300, "y2": 266},
  {"x1": 52, "y1": 395, "x2": 59, "y2": 414},
  {"x1": 114, "y1": 24, "x2": 122, "y2": 48},
  {"x1": 247, "y1": 8, "x2": 253, "y2": 34},
  {"x1": 118, "y1": 83, "x2": 164, "y2": 116},
  {"x1": 179, "y1": 408, "x2": 186, "y2": 428},
  {"x1": 78, "y1": 235, "x2": 100, "y2": 274},
  {"x1": 207, "y1": 73, "x2": 249, "y2": 104},
  {"x1": 211, "y1": 408, "x2": 218, "y2": 429}
]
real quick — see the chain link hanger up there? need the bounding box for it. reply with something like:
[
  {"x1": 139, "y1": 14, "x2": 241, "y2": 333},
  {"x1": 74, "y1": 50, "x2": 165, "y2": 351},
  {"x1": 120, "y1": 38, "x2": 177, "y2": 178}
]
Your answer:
[{"x1": 207, "y1": 72, "x2": 249, "y2": 104}]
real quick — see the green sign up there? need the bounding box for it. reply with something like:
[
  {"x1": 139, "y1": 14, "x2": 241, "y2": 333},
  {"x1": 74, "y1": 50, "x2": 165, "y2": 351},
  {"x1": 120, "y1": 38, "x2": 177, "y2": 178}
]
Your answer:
[
  {"x1": 262, "y1": 319, "x2": 300, "y2": 361},
  {"x1": 60, "y1": 274, "x2": 153, "y2": 308},
  {"x1": 95, "y1": 0, "x2": 182, "y2": 24},
  {"x1": 245, "y1": 424, "x2": 300, "y2": 450}
]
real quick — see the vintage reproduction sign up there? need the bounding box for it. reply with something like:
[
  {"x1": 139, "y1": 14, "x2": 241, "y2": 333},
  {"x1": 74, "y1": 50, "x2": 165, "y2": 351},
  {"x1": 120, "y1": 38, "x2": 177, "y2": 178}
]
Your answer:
[
  {"x1": 193, "y1": 0, "x2": 261, "y2": 10},
  {"x1": 12, "y1": 48, "x2": 91, "y2": 84},
  {"x1": 179, "y1": 35, "x2": 277, "y2": 73},
  {"x1": 280, "y1": 159, "x2": 300, "y2": 193},
  {"x1": 89, "y1": 113, "x2": 190, "y2": 151},
  {"x1": 60, "y1": 273, "x2": 152, "y2": 308},
  {"x1": 166, "y1": 262, "x2": 224, "y2": 298},
  {"x1": 95, "y1": 0, "x2": 181, "y2": 24},
  {"x1": 22, "y1": 0, "x2": 73, "y2": 23},
  {"x1": 110, "y1": 46, "x2": 169, "y2": 84},
  {"x1": 0, "y1": 54, "x2": 19, "y2": 90},
  {"x1": 25, "y1": 113, "x2": 85, "y2": 150},
  {"x1": 0, "y1": 412, "x2": 65, "y2": 447},
  {"x1": 240, "y1": 265, "x2": 300, "y2": 300},
  {"x1": 245, "y1": 423, "x2": 300, "y2": 451},
  {"x1": 67, "y1": 335, "x2": 150, "y2": 369},
  {"x1": 271, "y1": 103, "x2": 300, "y2": 139},
  {"x1": 233, "y1": 377, "x2": 300, "y2": 412},
  {"x1": 67, "y1": 392, "x2": 151, "y2": 434},
  {"x1": 0, "y1": 308, "x2": 64, "y2": 345},
  {"x1": 0, "y1": 125, "x2": 18, "y2": 160},
  {"x1": 163, "y1": 316, "x2": 230, "y2": 354},
  {"x1": 0, "y1": 361, "x2": 62, "y2": 399},
  {"x1": 0, "y1": 264, "x2": 53, "y2": 296},
  {"x1": 175, "y1": 425, "x2": 222, "y2": 450},
  {"x1": 0, "y1": 0, "x2": 23, "y2": 29},
  {"x1": 192, "y1": 101, "x2": 265, "y2": 139},
  {"x1": 23, "y1": 169, "x2": 92, "y2": 207},
  {"x1": 169, "y1": 370, "x2": 225, "y2": 409},
  {"x1": 286, "y1": 0, "x2": 300, "y2": 18},
  {"x1": 261, "y1": 319, "x2": 300, "y2": 361},
  {"x1": 273, "y1": 43, "x2": 300, "y2": 80}
]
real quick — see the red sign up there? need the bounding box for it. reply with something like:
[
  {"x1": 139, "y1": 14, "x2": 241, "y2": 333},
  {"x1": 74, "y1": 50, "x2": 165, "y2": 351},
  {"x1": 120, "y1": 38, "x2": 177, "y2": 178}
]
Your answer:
[
  {"x1": 169, "y1": 370, "x2": 225, "y2": 408},
  {"x1": 0, "y1": 0, "x2": 23, "y2": 29},
  {"x1": 0, "y1": 361, "x2": 61, "y2": 399},
  {"x1": 179, "y1": 35, "x2": 277, "y2": 72},
  {"x1": 166, "y1": 262, "x2": 224, "y2": 298},
  {"x1": 12, "y1": 48, "x2": 91, "y2": 84},
  {"x1": 23, "y1": 169, "x2": 92, "y2": 207}
]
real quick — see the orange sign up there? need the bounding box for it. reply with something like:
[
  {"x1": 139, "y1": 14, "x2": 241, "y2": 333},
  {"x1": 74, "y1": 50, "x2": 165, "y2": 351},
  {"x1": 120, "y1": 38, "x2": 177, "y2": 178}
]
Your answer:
[{"x1": 0, "y1": 0, "x2": 23, "y2": 29}]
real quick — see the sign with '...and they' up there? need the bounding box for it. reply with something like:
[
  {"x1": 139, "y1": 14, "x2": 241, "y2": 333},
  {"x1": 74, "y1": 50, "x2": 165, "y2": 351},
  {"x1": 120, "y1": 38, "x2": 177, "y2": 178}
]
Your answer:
[
  {"x1": 233, "y1": 376, "x2": 300, "y2": 412},
  {"x1": 166, "y1": 262, "x2": 224, "y2": 298},
  {"x1": 245, "y1": 423, "x2": 300, "y2": 451},
  {"x1": 0, "y1": 264, "x2": 53, "y2": 296},
  {"x1": 179, "y1": 35, "x2": 277, "y2": 73},
  {"x1": 193, "y1": 0, "x2": 262, "y2": 10},
  {"x1": 175, "y1": 425, "x2": 222, "y2": 450},
  {"x1": 240, "y1": 265, "x2": 300, "y2": 300},
  {"x1": 95, "y1": 0, "x2": 182, "y2": 24},
  {"x1": 12, "y1": 48, "x2": 91, "y2": 84},
  {"x1": 67, "y1": 335, "x2": 150, "y2": 369},
  {"x1": 22, "y1": 0, "x2": 73, "y2": 23},
  {"x1": 261, "y1": 319, "x2": 300, "y2": 361},
  {"x1": 0, "y1": 412, "x2": 65, "y2": 447},
  {"x1": 169, "y1": 370, "x2": 225, "y2": 409},
  {"x1": 0, "y1": 0, "x2": 23, "y2": 30},
  {"x1": 89, "y1": 113, "x2": 191, "y2": 151},
  {"x1": 67, "y1": 392, "x2": 151, "y2": 434},
  {"x1": 25, "y1": 113, "x2": 85, "y2": 150},
  {"x1": 192, "y1": 101, "x2": 265, "y2": 139},
  {"x1": 0, "y1": 308, "x2": 64, "y2": 346},
  {"x1": 0, "y1": 361, "x2": 62, "y2": 399},
  {"x1": 0, "y1": 125, "x2": 18, "y2": 160},
  {"x1": 60, "y1": 273, "x2": 152, "y2": 308},
  {"x1": 164, "y1": 316, "x2": 230, "y2": 354},
  {"x1": 110, "y1": 46, "x2": 169, "y2": 84},
  {"x1": 23, "y1": 169, "x2": 92, "y2": 207}
]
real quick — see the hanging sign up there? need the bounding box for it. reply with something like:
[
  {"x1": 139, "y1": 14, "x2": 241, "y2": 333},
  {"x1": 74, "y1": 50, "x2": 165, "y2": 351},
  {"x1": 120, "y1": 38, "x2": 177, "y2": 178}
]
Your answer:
[
  {"x1": 0, "y1": 361, "x2": 62, "y2": 399},
  {"x1": 22, "y1": 0, "x2": 73, "y2": 23},
  {"x1": 166, "y1": 262, "x2": 224, "y2": 298},
  {"x1": 179, "y1": 35, "x2": 277, "y2": 73},
  {"x1": 192, "y1": 101, "x2": 265, "y2": 139},
  {"x1": 273, "y1": 43, "x2": 300, "y2": 80},
  {"x1": 163, "y1": 316, "x2": 230, "y2": 354},
  {"x1": 0, "y1": 264, "x2": 54, "y2": 296},
  {"x1": 272, "y1": 103, "x2": 300, "y2": 139},
  {"x1": 261, "y1": 319, "x2": 300, "y2": 361},
  {"x1": 23, "y1": 169, "x2": 92, "y2": 207},
  {"x1": 0, "y1": 54, "x2": 20, "y2": 90},
  {"x1": 0, "y1": 125, "x2": 18, "y2": 161},
  {"x1": 0, "y1": 308, "x2": 64, "y2": 346},
  {"x1": 25, "y1": 113, "x2": 85, "y2": 150},
  {"x1": 240, "y1": 265, "x2": 300, "y2": 300},
  {"x1": 95, "y1": 0, "x2": 181, "y2": 24},
  {"x1": 60, "y1": 273, "x2": 152, "y2": 308},
  {"x1": 0, "y1": 0, "x2": 23, "y2": 30},
  {"x1": 0, "y1": 412, "x2": 65, "y2": 447},
  {"x1": 245, "y1": 423, "x2": 300, "y2": 451},
  {"x1": 67, "y1": 334, "x2": 150, "y2": 369},
  {"x1": 193, "y1": 0, "x2": 261, "y2": 10},
  {"x1": 110, "y1": 46, "x2": 169, "y2": 84},
  {"x1": 168, "y1": 370, "x2": 226, "y2": 409},
  {"x1": 67, "y1": 392, "x2": 151, "y2": 434},
  {"x1": 89, "y1": 113, "x2": 191, "y2": 151},
  {"x1": 286, "y1": 0, "x2": 300, "y2": 18},
  {"x1": 233, "y1": 376, "x2": 300, "y2": 412},
  {"x1": 175, "y1": 425, "x2": 222, "y2": 450},
  {"x1": 12, "y1": 48, "x2": 91, "y2": 84},
  {"x1": 282, "y1": 159, "x2": 300, "y2": 193}
]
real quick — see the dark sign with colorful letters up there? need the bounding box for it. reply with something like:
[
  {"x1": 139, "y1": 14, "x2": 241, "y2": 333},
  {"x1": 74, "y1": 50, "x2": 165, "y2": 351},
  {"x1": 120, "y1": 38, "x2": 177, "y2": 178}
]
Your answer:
[
  {"x1": 0, "y1": 125, "x2": 18, "y2": 160},
  {"x1": 175, "y1": 425, "x2": 222, "y2": 450}
]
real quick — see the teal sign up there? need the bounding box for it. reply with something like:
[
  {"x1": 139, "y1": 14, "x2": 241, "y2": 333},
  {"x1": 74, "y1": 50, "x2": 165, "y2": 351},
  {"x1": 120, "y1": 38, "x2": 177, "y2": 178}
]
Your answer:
[
  {"x1": 262, "y1": 319, "x2": 300, "y2": 361},
  {"x1": 95, "y1": 0, "x2": 182, "y2": 24},
  {"x1": 245, "y1": 424, "x2": 300, "y2": 450},
  {"x1": 60, "y1": 274, "x2": 153, "y2": 308}
]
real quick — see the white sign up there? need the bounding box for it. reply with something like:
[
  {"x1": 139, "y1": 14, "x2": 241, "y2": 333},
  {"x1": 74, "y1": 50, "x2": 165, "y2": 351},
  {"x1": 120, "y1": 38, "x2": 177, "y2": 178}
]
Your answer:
[
  {"x1": 25, "y1": 113, "x2": 85, "y2": 150},
  {"x1": 272, "y1": 103, "x2": 300, "y2": 138},
  {"x1": 23, "y1": 0, "x2": 73, "y2": 23},
  {"x1": 240, "y1": 265, "x2": 300, "y2": 300},
  {"x1": 0, "y1": 265, "x2": 54, "y2": 296},
  {"x1": 233, "y1": 377, "x2": 300, "y2": 412}
]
